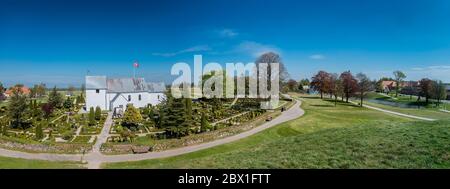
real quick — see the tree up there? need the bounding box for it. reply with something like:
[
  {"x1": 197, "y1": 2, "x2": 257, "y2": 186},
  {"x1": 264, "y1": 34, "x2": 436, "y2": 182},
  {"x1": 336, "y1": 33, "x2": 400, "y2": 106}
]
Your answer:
[
  {"x1": 32, "y1": 83, "x2": 46, "y2": 98},
  {"x1": 340, "y1": 71, "x2": 358, "y2": 103},
  {"x1": 41, "y1": 103, "x2": 54, "y2": 119},
  {"x1": 432, "y1": 80, "x2": 447, "y2": 105},
  {"x1": 8, "y1": 86, "x2": 29, "y2": 129},
  {"x1": 88, "y1": 107, "x2": 96, "y2": 126},
  {"x1": 310, "y1": 71, "x2": 331, "y2": 99},
  {"x1": 95, "y1": 106, "x2": 102, "y2": 120},
  {"x1": 419, "y1": 78, "x2": 433, "y2": 104},
  {"x1": 184, "y1": 98, "x2": 192, "y2": 120},
  {"x1": 328, "y1": 73, "x2": 342, "y2": 106},
  {"x1": 298, "y1": 79, "x2": 310, "y2": 91},
  {"x1": 48, "y1": 86, "x2": 63, "y2": 108},
  {"x1": 0, "y1": 82, "x2": 6, "y2": 101},
  {"x1": 1, "y1": 119, "x2": 8, "y2": 136},
  {"x1": 122, "y1": 104, "x2": 143, "y2": 127},
  {"x1": 255, "y1": 52, "x2": 289, "y2": 92},
  {"x1": 356, "y1": 73, "x2": 372, "y2": 107},
  {"x1": 159, "y1": 90, "x2": 192, "y2": 138},
  {"x1": 35, "y1": 122, "x2": 44, "y2": 140},
  {"x1": 148, "y1": 106, "x2": 155, "y2": 123},
  {"x1": 63, "y1": 97, "x2": 73, "y2": 109},
  {"x1": 286, "y1": 79, "x2": 298, "y2": 92},
  {"x1": 393, "y1": 71, "x2": 406, "y2": 97},
  {"x1": 77, "y1": 93, "x2": 85, "y2": 104},
  {"x1": 200, "y1": 111, "x2": 210, "y2": 132}
]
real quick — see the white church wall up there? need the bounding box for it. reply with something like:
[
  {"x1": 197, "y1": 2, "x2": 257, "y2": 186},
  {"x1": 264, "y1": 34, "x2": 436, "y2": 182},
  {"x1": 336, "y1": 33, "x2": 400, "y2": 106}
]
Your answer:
[
  {"x1": 107, "y1": 92, "x2": 157, "y2": 111},
  {"x1": 86, "y1": 89, "x2": 107, "y2": 110}
]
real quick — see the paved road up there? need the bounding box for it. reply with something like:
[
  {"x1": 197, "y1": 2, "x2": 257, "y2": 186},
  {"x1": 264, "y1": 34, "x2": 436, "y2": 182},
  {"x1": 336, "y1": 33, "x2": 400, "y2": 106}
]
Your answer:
[
  {"x1": 0, "y1": 100, "x2": 305, "y2": 169},
  {"x1": 350, "y1": 101, "x2": 436, "y2": 121}
]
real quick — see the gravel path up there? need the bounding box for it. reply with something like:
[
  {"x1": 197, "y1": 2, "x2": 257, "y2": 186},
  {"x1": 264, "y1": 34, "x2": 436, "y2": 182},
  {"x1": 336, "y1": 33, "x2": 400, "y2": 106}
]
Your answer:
[{"x1": 350, "y1": 101, "x2": 436, "y2": 121}]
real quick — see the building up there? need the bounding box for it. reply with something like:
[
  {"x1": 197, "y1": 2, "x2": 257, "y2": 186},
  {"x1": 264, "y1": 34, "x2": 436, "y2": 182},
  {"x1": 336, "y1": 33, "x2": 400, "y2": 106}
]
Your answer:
[
  {"x1": 4, "y1": 86, "x2": 31, "y2": 97},
  {"x1": 85, "y1": 76, "x2": 166, "y2": 113},
  {"x1": 380, "y1": 81, "x2": 397, "y2": 93},
  {"x1": 380, "y1": 80, "x2": 420, "y2": 94}
]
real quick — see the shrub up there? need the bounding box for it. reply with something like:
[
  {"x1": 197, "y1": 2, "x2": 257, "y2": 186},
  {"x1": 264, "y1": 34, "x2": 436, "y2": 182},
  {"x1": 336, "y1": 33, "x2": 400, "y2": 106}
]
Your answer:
[
  {"x1": 122, "y1": 104, "x2": 143, "y2": 127},
  {"x1": 95, "y1": 106, "x2": 102, "y2": 120},
  {"x1": 88, "y1": 107, "x2": 96, "y2": 126},
  {"x1": 35, "y1": 122, "x2": 44, "y2": 140},
  {"x1": 62, "y1": 130, "x2": 73, "y2": 140},
  {"x1": 63, "y1": 97, "x2": 73, "y2": 109},
  {"x1": 200, "y1": 111, "x2": 211, "y2": 132}
]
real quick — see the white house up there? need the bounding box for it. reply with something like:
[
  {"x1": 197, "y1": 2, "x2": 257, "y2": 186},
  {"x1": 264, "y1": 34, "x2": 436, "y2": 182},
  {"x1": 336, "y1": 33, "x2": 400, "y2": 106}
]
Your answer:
[{"x1": 85, "y1": 76, "x2": 166, "y2": 114}]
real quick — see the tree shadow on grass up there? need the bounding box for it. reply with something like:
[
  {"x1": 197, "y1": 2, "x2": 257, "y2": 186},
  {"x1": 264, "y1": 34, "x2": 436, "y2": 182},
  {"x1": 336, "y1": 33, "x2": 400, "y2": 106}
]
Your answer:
[
  {"x1": 301, "y1": 96, "x2": 322, "y2": 99},
  {"x1": 322, "y1": 99, "x2": 361, "y2": 108},
  {"x1": 310, "y1": 104, "x2": 335, "y2": 108}
]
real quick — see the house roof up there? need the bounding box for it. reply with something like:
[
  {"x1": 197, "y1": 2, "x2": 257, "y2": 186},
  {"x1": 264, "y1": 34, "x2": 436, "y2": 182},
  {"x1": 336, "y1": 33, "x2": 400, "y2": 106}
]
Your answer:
[
  {"x1": 85, "y1": 76, "x2": 166, "y2": 93},
  {"x1": 381, "y1": 81, "x2": 396, "y2": 88},
  {"x1": 5, "y1": 86, "x2": 31, "y2": 95}
]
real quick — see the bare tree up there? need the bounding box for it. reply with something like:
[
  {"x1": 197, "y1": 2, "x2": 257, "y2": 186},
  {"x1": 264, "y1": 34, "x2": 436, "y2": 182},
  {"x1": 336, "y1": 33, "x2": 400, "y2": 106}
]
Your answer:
[
  {"x1": 393, "y1": 71, "x2": 406, "y2": 97},
  {"x1": 356, "y1": 73, "x2": 372, "y2": 107},
  {"x1": 432, "y1": 80, "x2": 447, "y2": 105},
  {"x1": 255, "y1": 52, "x2": 289, "y2": 92}
]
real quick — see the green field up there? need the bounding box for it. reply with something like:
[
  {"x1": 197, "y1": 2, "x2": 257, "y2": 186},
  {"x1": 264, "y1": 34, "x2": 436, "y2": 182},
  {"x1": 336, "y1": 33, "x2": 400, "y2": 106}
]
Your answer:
[
  {"x1": 102, "y1": 96, "x2": 450, "y2": 169},
  {"x1": 0, "y1": 156, "x2": 84, "y2": 169}
]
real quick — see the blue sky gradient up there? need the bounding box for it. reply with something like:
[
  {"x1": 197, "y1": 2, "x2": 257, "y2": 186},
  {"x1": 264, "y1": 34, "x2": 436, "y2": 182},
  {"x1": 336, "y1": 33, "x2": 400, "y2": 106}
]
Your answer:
[{"x1": 1, "y1": 0, "x2": 450, "y2": 87}]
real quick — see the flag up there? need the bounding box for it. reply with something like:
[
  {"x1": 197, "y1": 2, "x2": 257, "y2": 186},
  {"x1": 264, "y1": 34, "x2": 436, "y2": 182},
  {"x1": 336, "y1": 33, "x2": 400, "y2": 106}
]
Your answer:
[{"x1": 133, "y1": 61, "x2": 139, "y2": 68}]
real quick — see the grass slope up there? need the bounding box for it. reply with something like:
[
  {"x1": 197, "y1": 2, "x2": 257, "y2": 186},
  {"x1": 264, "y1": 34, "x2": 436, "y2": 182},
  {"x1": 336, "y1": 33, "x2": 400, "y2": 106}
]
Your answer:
[
  {"x1": 102, "y1": 96, "x2": 450, "y2": 169},
  {"x1": 0, "y1": 156, "x2": 84, "y2": 169}
]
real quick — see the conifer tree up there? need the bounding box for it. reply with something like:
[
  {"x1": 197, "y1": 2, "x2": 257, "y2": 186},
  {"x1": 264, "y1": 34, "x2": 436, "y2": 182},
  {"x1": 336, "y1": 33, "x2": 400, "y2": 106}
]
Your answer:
[
  {"x1": 88, "y1": 107, "x2": 96, "y2": 126},
  {"x1": 35, "y1": 122, "x2": 44, "y2": 140},
  {"x1": 95, "y1": 106, "x2": 102, "y2": 120}
]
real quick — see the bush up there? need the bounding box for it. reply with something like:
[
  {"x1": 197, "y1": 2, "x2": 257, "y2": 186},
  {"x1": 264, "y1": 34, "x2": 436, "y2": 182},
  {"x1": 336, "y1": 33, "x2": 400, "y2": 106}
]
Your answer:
[
  {"x1": 95, "y1": 106, "x2": 102, "y2": 120},
  {"x1": 62, "y1": 130, "x2": 73, "y2": 140},
  {"x1": 63, "y1": 97, "x2": 73, "y2": 109},
  {"x1": 88, "y1": 107, "x2": 96, "y2": 126},
  {"x1": 35, "y1": 122, "x2": 44, "y2": 140},
  {"x1": 122, "y1": 105, "x2": 143, "y2": 127}
]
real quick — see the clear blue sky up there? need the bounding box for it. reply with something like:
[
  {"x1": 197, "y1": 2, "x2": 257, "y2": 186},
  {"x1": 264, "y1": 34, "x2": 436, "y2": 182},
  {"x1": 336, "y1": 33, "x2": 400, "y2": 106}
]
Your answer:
[{"x1": 1, "y1": 0, "x2": 450, "y2": 87}]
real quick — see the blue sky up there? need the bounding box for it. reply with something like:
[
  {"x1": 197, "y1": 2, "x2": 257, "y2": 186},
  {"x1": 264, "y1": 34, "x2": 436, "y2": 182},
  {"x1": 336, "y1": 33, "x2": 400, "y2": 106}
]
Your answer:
[{"x1": 1, "y1": 0, "x2": 450, "y2": 87}]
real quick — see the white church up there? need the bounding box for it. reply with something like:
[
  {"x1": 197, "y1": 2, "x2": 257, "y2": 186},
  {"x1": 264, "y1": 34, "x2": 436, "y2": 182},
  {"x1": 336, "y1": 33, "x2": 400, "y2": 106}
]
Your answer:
[{"x1": 85, "y1": 76, "x2": 166, "y2": 115}]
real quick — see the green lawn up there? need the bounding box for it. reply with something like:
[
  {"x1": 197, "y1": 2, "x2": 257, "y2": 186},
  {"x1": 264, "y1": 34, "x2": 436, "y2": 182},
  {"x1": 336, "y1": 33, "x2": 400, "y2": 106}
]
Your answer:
[
  {"x1": 102, "y1": 96, "x2": 450, "y2": 169},
  {"x1": 0, "y1": 156, "x2": 84, "y2": 169}
]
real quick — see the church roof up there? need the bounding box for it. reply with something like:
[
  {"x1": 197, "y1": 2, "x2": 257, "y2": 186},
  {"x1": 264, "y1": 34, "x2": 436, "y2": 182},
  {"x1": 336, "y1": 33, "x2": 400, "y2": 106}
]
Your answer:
[
  {"x1": 86, "y1": 76, "x2": 107, "y2": 89},
  {"x1": 107, "y1": 78, "x2": 148, "y2": 93},
  {"x1": 86, "y1": 76, "x2": 165, "y2": 93}
]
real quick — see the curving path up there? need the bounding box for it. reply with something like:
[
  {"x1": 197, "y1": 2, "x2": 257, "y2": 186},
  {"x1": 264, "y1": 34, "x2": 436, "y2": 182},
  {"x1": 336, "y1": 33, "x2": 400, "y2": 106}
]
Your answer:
[
  {"x1": 0, "y1": 100, "x2": 305, "y2": 169},
  {"x1": 349, "y1": 101, "x2": 436, "y2": 121}
]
